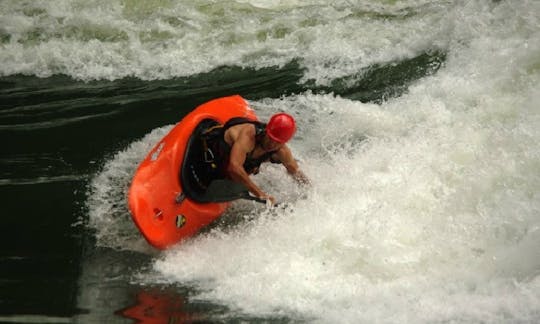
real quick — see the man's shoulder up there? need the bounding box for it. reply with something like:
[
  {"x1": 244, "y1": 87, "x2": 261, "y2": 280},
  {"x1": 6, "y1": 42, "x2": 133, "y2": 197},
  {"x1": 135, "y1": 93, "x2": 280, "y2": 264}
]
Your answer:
[
  {"x1": 275, "y1": 145, "x2": 293, "y2": 158},
  {"x1": 225, "y1": 117, "x2": 261, "y2": 129},
  {"x1": 229, "y1": 122, "x2": 256, "y2": 132},
  {"x1": 226, "y1": 123, "x2": 256, "y2": 143}
]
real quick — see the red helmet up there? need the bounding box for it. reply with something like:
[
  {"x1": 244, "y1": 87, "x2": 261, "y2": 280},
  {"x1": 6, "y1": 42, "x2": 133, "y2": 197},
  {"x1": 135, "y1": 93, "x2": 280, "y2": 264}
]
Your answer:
[{"x1": 266, "y1": 113, "x2": 296, "y2": 143}]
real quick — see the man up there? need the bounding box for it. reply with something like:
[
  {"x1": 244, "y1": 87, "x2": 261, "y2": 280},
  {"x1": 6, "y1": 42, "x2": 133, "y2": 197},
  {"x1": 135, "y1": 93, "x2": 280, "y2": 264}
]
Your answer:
[{"x1": 202, "y1": 113, "x2": 309, "y2": 205}]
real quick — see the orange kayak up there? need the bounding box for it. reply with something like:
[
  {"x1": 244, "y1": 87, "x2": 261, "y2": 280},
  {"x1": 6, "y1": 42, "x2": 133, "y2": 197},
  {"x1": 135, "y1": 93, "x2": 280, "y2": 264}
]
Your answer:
[{"x1": 128, "y1": 95, "x2": 258, "y2": 249}]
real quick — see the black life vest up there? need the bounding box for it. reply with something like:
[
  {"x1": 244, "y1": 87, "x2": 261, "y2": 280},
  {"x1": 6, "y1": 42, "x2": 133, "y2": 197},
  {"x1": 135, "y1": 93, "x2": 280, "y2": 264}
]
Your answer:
[{"x1": 202, "y1": 117, "x2": 278, "y2": 175}]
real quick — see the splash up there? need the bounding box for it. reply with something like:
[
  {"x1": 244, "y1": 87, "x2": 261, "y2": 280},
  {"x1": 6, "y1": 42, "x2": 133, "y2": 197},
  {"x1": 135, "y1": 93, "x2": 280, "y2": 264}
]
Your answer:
[
  {"x1": 80, "y1": 0, "x2": 540, "y2": 322},
  {"x1": 1, "y1": 0, "x2": 449, "y2": 82},
  {"x1": 149, "y1": 1, "x2": 540, "y2": 323},
  {"x1": 86, "y1": 125, "x2": 172, "y2": 252}
]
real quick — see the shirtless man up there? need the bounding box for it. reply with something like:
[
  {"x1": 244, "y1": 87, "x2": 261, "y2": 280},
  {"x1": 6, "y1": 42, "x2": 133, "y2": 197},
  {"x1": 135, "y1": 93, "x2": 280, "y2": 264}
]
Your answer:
[{"x1": 204, "y1": 113, "x2": 309, "y2": 205}]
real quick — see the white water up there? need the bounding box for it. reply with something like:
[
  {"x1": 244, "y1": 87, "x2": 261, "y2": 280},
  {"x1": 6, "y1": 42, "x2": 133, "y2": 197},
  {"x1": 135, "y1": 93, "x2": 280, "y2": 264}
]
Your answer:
[
  {"x1": 80, "y1": 0, "x2": 540, "y2": 322},
  {"x1": 2, "y1": 0, "x2": 448, "y2": 83},
  {"x1": 86, "y1": 125, "x2": 172, "y2": 252}
]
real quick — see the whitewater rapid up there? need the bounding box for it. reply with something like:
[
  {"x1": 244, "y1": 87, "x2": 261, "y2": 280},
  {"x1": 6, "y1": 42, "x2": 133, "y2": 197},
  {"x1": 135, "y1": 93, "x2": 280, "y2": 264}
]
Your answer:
[
  {"x1": 78, "y1": 0, "x2": 540, "y2": 322},
  {"x1": 2, "y1": 0, "x2": 449, "y2": 83}
]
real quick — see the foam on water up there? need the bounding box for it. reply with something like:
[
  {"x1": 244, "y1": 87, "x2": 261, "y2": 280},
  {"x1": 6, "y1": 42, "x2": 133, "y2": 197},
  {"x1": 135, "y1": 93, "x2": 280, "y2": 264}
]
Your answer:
[
  {"x1": 149, "y1": 2, "x2": 539, "y2": 323},
  {"x1": 1, "y1": 0, "x2": 449, "y2": 82},
  {"x1": 86, "y1": 125, "x2": 172, "y2": 252},
  {"x1": 81, "y1": 0, "x2": 540, "y2": 322},
  {"x1": 151, "y1": 90, "x2": 540, "y2": 322}
]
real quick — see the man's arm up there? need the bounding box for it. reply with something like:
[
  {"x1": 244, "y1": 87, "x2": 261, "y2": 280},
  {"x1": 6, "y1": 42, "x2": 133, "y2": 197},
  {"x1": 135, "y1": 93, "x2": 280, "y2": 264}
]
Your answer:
[
  {"x1": 274, "y1": 146, "x2": 311, "y2": 185},
  {"x1": 226, "y1": 126, "x2": 275, "y2": 202}
]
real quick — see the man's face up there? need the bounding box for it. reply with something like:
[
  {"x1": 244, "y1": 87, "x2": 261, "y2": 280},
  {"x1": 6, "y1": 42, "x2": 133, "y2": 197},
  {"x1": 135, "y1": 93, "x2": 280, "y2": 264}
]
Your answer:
[{"x1": 261, "y1": 134, "x2": 284, "y2": 152}]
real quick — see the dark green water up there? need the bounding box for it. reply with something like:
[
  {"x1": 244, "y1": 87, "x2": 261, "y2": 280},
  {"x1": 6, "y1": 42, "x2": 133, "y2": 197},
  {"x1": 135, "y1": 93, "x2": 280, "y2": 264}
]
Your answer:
[{"x1": 0, "y1": 53, "x2": 443, "y2": 322}]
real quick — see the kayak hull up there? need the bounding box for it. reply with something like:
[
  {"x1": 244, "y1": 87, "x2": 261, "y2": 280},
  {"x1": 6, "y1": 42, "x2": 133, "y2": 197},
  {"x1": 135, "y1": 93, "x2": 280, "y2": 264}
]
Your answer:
[{"x1": 128, "y1": 95, "x2": 258, "y2": 249}]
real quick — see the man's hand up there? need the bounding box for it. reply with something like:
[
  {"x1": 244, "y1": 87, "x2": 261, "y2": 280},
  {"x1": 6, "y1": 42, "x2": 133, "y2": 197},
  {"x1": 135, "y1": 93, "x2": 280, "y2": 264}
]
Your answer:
[
  {"x1": 273, "y1": 146, "x2": 311, "y2": 186},
  {"x1": 259, "y1": 193, "x2": 276, "y2": 206}
]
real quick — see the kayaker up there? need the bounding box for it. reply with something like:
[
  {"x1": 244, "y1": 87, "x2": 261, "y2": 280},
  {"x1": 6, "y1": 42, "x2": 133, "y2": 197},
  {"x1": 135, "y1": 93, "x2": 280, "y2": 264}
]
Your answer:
[{"x1": 201, "y1": 112, "x2": 310, "y2": 205}]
